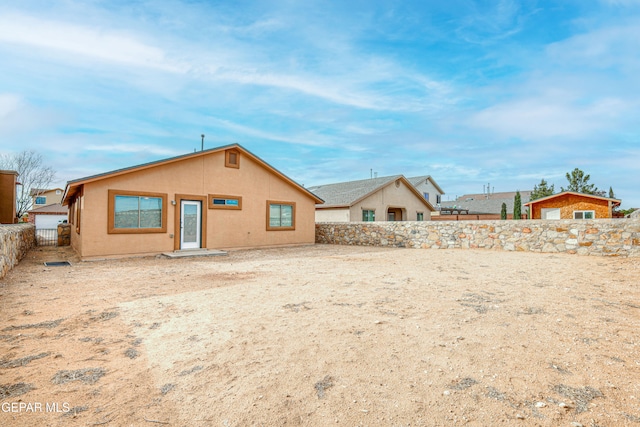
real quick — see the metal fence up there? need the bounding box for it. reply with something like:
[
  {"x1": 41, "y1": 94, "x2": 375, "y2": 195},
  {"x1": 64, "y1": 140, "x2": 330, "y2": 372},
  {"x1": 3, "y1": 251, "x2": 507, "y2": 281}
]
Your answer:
[{"x1": 36, "y1": 229, "x2": 58, "y2": 246}]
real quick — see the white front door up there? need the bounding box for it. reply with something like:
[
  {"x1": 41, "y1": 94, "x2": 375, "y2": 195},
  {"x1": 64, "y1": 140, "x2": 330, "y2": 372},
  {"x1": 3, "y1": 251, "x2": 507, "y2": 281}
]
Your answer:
[{"x1": 180, "y1": 201, "x2": 201, "y2": 249}]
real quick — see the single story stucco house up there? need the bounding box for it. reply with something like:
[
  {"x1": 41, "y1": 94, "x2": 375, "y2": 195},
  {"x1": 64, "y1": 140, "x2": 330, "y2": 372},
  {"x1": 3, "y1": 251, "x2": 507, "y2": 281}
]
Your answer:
[
  {"x1": 62, "y1": 144, "x2": 323, "y2": 259},
  {"x1": 524, "y1": 191, "x2": 621, "y2": 219},
  {"x1": 308, "y1": 175, "x2": 435, "y2": 222}
]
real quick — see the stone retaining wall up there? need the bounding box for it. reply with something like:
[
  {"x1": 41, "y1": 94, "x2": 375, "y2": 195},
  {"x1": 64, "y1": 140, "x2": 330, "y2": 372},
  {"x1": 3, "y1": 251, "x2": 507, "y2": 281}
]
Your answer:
[
  {"x1": 1, "y1": 223, "x2": 36, "y2": 279},
  {"x1": 57, "y1": 223, "x2": 71, "y2": 247},
  {"x1": 316, "y1": 218, "x2": 640, "y2": 257}
]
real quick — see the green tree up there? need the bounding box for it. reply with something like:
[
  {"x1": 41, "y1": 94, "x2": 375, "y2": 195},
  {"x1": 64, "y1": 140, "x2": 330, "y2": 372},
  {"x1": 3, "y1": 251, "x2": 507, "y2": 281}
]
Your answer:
[
  {"x1": 530, "y1": 179, "x2": 554, "y2": 201},
  {"x1": 609, "y1": 186, "x2": 615, "y2": 199},
  {"x1": 561, "y1": 168, "x2": 598, "y2": 195},
  {"x1": 500, "y1": 202, "x2": 507, "y2": 220},
  {"x1": 513, "y1": 191, "x2": 522, "y2": 220}
]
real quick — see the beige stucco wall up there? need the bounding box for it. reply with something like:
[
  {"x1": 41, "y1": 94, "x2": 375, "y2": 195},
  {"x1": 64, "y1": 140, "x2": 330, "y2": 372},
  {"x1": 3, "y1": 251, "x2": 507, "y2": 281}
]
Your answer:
[
  {"x1": 351, "y1": 180, "x2": 432, "y2": 222},
  {"x1": 70, "y1": 150, "x2": 317, "y2": 258},
  {"x1": 315, "y1": 208, "x2": 350, "y2": 222},
  {"x1": 33, "y1": 189, "x2": 64, "y2": 207},
  {"x1": 413, "y1": 179, "x2": 443, "y2": 206}
]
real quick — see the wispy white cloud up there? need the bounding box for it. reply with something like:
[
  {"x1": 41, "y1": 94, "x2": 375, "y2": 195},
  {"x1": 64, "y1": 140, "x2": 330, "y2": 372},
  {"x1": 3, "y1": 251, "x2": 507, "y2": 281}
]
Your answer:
[
  {"x1": 206, "y1": 117, "x2": 342, "y2": 149},
  {"x1": 83, "y1": 143, "x2": 180, "y2": 157},
  {"x1": 0, "y1": 9, "x2": 453, "y2": 112},
  {"x1": 468, "y1": 95, "x2": 628, "y2": 139},
  {"x1": 454, "y1": 0, "x2": 524, "y2": 44},
  {"x1": 0, "y1": 13, "x2": 188, "y2": 73},
  {"x1": 0, "y1": 93, "x2": 64, "y2": 137}
]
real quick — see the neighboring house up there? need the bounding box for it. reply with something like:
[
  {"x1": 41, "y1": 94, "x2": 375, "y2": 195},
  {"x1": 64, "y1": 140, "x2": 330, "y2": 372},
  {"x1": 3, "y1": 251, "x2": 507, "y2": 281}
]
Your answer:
[
  {"x1": 62, "y1": 144, "x2": 323, "y2": 259},
  {"x1": 308, "y1": 175, "x2": 435, "y2": 222},
  {"x1": 0, "y1": 170, "x2": 19, "y2": 224},
  {"x1": 524, "y1": 191, "x2": 621, "y2": 220},
  {"x1": 445, "y1": 191, "x2": 532, "y2": 216},
  {"x1": 408, "y1": 175, "x2": 445, "y2": 207},
  {"x1": 30, "y1": 188, "x2": 64, "y2": 208},
  {"x1": 27, "y1": 203, "x2": 69, "y2": 229}
]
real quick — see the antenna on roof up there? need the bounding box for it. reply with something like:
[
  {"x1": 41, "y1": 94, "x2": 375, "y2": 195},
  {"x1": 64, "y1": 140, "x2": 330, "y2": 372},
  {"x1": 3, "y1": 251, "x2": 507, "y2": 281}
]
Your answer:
[
  {"x1": 484, "y1": 182, "x2": 493, "y2": 199},
  {"x1": 201, "y1": 134, "x2": 205, "y2": 151}
]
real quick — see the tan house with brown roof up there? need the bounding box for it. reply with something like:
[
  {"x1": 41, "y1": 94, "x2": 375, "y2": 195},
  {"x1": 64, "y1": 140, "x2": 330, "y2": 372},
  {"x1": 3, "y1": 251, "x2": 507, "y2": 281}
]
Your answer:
[
  {"x1": 308, "y1": 175, "x2": 435, "y2": 222},
  {"x1": 524, "y1": 191, "x2": 621, "y2": 219},
  {"x1": 30, "y1": 188, "x2": 64, "y2": 208},
  {"x1": 62, "y1": 144, "x2": 323, "y2": 259}
]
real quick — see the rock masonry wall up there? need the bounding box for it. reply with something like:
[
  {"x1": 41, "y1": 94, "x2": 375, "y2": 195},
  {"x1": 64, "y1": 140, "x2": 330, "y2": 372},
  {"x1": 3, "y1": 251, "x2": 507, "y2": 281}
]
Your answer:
[
  {"x1": 57, "y1": 223, "x2": 71, "y2": 247},
  {"x1": 0, "y1": 224, "x2": 36, "y2": 279},
  {"x1": 316, "y1": 218, "x2": 640, "y2": 257}
]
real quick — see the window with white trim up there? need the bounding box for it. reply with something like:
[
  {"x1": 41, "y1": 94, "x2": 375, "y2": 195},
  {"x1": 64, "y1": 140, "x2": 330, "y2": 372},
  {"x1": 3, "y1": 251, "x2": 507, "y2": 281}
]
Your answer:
[{"x1": 573, "y1": 210, "x2": 595, "y2": 219}]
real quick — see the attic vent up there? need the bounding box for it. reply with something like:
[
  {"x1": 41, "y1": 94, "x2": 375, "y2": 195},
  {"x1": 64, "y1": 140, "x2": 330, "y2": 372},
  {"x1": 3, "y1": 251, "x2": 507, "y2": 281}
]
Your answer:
[
  {"x1": 225, "y1": 149, "x2": 240, "y2": 169},
  {"x1": 395, "y1": 180, "x2": 401, "y2": 188}
]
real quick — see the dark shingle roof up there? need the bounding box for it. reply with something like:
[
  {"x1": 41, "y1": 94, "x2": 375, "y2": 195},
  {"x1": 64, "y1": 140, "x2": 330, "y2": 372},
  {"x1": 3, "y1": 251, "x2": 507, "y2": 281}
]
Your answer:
[
  {"x1": 308, "y1": 175, "x2": 403, "y2": 207},
  {"x1": 407, "y1": 175, "x2": 445, "y2": 194},
  {"x1": 445, "y1": 191, "x2": 532, "y2": 214}
]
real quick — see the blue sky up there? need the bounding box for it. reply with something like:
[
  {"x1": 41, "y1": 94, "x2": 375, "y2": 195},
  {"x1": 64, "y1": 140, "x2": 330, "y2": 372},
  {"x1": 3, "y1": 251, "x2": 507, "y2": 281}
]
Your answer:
[{"x1": 1, "y1": 0, "x2": 639, "y2": 207}]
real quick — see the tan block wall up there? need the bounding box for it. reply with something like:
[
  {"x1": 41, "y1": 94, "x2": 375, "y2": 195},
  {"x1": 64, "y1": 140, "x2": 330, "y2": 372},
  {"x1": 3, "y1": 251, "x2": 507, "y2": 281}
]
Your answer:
[{"x1": 530, "y1": 194, "x2": 611, "y2": 219}]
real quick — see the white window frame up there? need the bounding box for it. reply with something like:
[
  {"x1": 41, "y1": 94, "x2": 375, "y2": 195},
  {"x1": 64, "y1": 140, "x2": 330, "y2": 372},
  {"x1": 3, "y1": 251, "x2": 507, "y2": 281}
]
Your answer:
[{"x1": 573, "y1": 210, "x2": 595, "y2": 220}]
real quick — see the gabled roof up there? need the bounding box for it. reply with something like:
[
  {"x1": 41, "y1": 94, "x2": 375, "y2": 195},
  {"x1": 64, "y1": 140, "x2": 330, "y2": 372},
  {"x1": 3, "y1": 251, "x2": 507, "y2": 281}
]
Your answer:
[
  {"x1": 28, "y1": 203, "x2": 68, "y2": 214},
  {"x1": 407, "y1": 175, "x2": 445, "y2": 195},
  {"x1": 30, "y1": 188, "x2": 64, "y2": 196},
  {"x1": 308, "y1": 175, "x2": 435, "y2": 211},
  {"x1": 447, "y1": 192, "x2": 531, "y2": 215},
  {"x1": 524, "y1": 191, "x2": 621, "y2": 207},
  {"x1": 456, "y1": 190, "x2": 532, "y2": 202},
  {"x1": 63, "y1": 144, "x2": 323, "y2": 205}
]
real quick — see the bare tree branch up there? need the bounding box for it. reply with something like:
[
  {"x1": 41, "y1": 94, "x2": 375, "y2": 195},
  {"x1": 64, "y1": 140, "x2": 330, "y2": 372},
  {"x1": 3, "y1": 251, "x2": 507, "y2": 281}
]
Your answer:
[{"x1": 0, "y1": 150, "x2": 56, "y2": 218}]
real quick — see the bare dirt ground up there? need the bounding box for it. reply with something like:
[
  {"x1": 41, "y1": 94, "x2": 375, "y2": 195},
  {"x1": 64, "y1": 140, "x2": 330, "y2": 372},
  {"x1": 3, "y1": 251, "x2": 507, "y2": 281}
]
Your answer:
[{"x1": 1, "y1": 244, "x2": 639, "y2": 426}]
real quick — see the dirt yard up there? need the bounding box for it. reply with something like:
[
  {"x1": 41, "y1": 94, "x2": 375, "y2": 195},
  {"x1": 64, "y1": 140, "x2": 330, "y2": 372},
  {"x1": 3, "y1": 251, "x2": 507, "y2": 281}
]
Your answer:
[{"x1": 1, "y1": 244, "x2": 639, "y2": 426}]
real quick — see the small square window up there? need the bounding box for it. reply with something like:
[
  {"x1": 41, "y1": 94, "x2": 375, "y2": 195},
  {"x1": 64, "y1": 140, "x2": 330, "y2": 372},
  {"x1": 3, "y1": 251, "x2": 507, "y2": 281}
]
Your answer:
[{"x1": 417, "y1": 212, "x2": 424, "y2": 221}]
